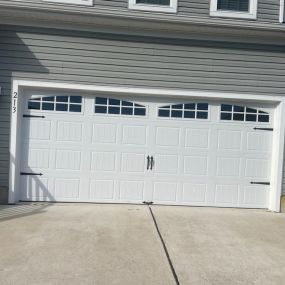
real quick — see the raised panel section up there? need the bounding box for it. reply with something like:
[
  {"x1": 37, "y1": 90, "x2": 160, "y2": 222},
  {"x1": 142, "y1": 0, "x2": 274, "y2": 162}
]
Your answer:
[
  {"x1": 55, "y1": 150, "x2": 81, "y2": 170},
  {"x1": 182, "y1": 183, "x2": 207, "y2": 203},
  {"x1": 247, "y1": 132, "x2": 271, "y2": 152},
  {"x1": 89, "y1": 180, "x2": 114, "y2": 200},
  {"x1": 56, "y1": 121, "x2": 82, "y2": 142},
  {"x1": 217, "y1": 157, "x2": 241, "y2": 177},
  {"x1": 55, "y1": 179, "x2": 80, "y2": 199},
  {"x1": 185, "y1": 128, "x2": 209, "y2": 149},
  {"x1": 154, "y1": 154, "x2": 178, "y2": 174},
  {"x1": 122, "y1": 125, "x2": 147, "y2": 145},
  {"x1": 22, "y1": 177, "x2": 49, "y2": 199},
  {"x1": 245, "y1": 159, "x2": 269, "y2": 178},
  {"x1": 215, "y1": 185, "x2": 239, "y2": 205},
  {"x1": 119, "y1": 180, "x2": 144, "y2": 201},
  {"x1": 24, "y1": 120, "x2": 51, "y2": 140},
  {"x1": 243, "y1": 186, "x2": 268, "y2": 207},
  {"x1": 121, "y1": 153, "x2": 145, "y2": 173},
  {"x1": 92, "y1": 123, "x2": 117, "y2": 143},
  {"x1": 218, "y1": 130, "x2": 242, "y2": 150},
  {"x1": 153, "y1": 182, "x2": 177, "y2": 202},
  {"x1": 91, "y1": 152, "x2": 116, "y2": 171},
  {"x1": 155, "y1": 127, "x2": 180, "y2": 146},
  {"x1": 25, "y1": 148, "x2": 50, "y2": 169},
  {"x1": 184, "y1": 156, "x2": 208, "y2": 175}
]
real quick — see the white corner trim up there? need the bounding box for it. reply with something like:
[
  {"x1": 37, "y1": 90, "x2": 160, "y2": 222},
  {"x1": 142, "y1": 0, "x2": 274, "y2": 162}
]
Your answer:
[
  {"x1": 280, "y1": 0, "x2": 285, "y2": 23},
  {"x1": 128, "y1": 0, "x2": 177, "y2": 13},
  {"x1": 210, "y1": 0, "x2": 257, "y2": 20},
  {"x1": 8, "y1": 80, "x2": 285, "y2": 211},
  {"x1": 42, "y1": 0, "x2": 93, "y2": 6}
]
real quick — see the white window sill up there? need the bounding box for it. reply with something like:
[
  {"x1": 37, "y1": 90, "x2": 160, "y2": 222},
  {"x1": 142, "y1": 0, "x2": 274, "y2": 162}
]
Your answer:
[
  {"x1": 210, "y1": 10, "x2": 257, "y2": 20},
  {"x1": 128, "y1": 2, "x2": 177, "y2": 13},
  {"x1": 42, "y1": 0, "x2": 93, "y2": 6}
]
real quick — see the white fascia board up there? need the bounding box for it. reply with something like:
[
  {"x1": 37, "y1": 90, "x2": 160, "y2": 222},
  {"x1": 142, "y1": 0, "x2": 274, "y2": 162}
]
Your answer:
[
  {"x1": 280, "y1": 0, "x2": 285, "y2": 23},
  {"x1": 210, "y1": 0, "x2": 257, "y2": 20},
  {"x1": 128, "y1": 0, "x2": 177, "y2": 13}
]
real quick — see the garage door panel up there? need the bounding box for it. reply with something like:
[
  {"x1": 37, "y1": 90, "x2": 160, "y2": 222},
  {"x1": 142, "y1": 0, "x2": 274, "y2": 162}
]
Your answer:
[
  {"x1": 121, "y1": 153, "x2": 146, "y2": 173},
  {"x1": 154, "y1": 154, "x2": 179, "y2": 174},
  {"x1": 182, "y1": 183, "x2": 207, "y2": 204},
  {"x1": 23, "y1": 147, "x2": 50, "y2": 169},
  {"x1": 54, "y1": 178, "x2": 80, "y2": 199},
  {"x1": 92, "y1": 123, "x2": 117, "y2": 144},
  {"x1": 55, "y1": 150, "x2": 82, "y2": 170},
  {"x1": 89, "y1": 179, "x2": 115, "y2": 200},
  {"x1": 183, "y1": 156, "x2": 208, "y2": 175},
  {"x1": 245, "y1": 159, "x2": 270, "y2": 179},
  {"x1": 119, "y1": 180, "x2": 145, "y2": 201},
  {"x1": 23, "y1": 119, "x2": 52, "y2": 141},
  {"x1": 214, "y1": 185, "x2": 239, "y2": 206},
  {"x1": 247, "y1": 132, "x2": 272, "y2": 152},
  {"x1": 185, "y1": 128, "x2": 209, "y2": 149},
  {"x1": 90, "y1": 151, "x2": 117, "y2": 172},
  {"x1": 155, "y1": 127, "x2": 180, "y2": 147},
  {"x1": 21, "y1": 176, "x2": 51, "y2": 200},
  {"x1": 122, "y1": 125, "x2": 147, "y2": 145},
  {"x1": 243, "y1": 186, "x2": 269, "y2": 207},
  {"x1": 56, "y1": 121, "x2": 83, "y2": 142},
  {"x1": 153, "y1": 182, "x2": 178, "y2": 202},
  {"x1": 217, "y1": 130, "x2": 242, "y2": 151}
]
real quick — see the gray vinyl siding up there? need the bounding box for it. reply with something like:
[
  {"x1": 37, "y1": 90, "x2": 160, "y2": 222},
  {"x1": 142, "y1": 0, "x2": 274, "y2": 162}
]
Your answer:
[
  {"x1": 0, "y1": 25, "x2": 285, "y2": 202},
  {"x1": 0, "y1": 0, "x2": 281, "y2": 23}
]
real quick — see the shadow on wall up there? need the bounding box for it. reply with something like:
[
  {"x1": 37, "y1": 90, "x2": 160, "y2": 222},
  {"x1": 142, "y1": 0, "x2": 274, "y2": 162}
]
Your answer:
[{"x1": 0, "y1": 26, "x2": 50, "y2": 204}]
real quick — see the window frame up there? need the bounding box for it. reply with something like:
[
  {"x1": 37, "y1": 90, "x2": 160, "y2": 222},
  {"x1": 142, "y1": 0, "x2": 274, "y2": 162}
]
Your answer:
[
  {"x1": 42, "y1": 0, "x2": 93, "y2": 6},
  {"x1": 128, "y1": 0, "x2": 178, "y2": 13},
  {"x1": 210, "y1": 0, "x2": 258, "y2": 19}
]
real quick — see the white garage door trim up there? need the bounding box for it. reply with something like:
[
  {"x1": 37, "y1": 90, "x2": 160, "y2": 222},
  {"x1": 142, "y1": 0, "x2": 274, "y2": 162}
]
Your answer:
[{"x1": 9, "y1": 80, "x2": 285, "y2": 212}]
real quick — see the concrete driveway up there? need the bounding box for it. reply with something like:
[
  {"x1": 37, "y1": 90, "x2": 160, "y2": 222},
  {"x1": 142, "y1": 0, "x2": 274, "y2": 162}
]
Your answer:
[{"x1": 0, "y1": 204, "x2": 285, "y2": 285}]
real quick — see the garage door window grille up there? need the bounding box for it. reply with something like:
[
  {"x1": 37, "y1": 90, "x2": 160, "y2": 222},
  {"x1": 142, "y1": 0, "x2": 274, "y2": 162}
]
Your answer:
[
  {"x1": 94, "y1": 97, "x2": 146, "y2": 116},
  {"x1": 220, "y1": 104, "x2": 269, "y2": 123},
  {"x1": 158, "y1": 103, "x2": 208, "y2": 119},
  {"x1": 28, "y1": 96, "x2": 82, "y2": 113}
]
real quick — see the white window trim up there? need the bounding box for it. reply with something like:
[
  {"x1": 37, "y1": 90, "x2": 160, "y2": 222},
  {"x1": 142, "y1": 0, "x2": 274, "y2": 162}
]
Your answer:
[
  {"x1": 42, "y1": 0, "x2": 93, "y2": 6},
  {"x1": 210, "y1": 0, "x2": 258, "y2": 19},
  {"x1": 280, "y1": 0, "x2": 285, "y2": 23},
  {"x1": 128, "y1": 0, "x2": 177, "y2": 13}
]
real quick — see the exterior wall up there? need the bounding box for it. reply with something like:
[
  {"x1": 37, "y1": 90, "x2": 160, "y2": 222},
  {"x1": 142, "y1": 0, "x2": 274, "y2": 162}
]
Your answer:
[
  {"x1": 0, "y1": 24, "x2": 285, "y2": 202},
  {"x1": 0, "y1": 0, "x2": 281, "y2": 23}
]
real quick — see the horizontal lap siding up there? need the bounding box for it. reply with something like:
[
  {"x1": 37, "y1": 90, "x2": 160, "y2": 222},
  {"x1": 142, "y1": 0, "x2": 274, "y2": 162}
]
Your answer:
[
  {"x1": 0, "y1": 0, "x2": 281, "y2": 23},
  {"x1": 0, "y1": 25, "x2": 285, "y2": 202}
]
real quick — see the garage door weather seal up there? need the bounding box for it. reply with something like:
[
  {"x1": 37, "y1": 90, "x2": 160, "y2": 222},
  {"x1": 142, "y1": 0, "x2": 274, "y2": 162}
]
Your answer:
[{"x1": 147, "y1": 205, "x2": 180, "y2": 285}]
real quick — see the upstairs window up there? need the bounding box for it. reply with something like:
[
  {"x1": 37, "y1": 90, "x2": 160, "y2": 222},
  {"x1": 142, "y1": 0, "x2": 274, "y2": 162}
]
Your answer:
[
  {"x1": 129, "y1": 0, "x2": 177, "y2": 13},
  {"x1": 42, "y1": 0, "x2": 93, "y2": 6},
  {"x1": 210, "y1": 0, "x2": 257, "y2": 19}
]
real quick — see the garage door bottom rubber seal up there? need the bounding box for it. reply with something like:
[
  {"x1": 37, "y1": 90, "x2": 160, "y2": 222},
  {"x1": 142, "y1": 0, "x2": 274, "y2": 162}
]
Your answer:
[{"x1": 148, "y1": 205, "x2": 180, "y2": 285}]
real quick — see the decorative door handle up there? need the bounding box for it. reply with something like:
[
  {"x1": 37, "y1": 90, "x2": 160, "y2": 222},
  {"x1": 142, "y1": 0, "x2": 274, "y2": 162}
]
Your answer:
[
  {"x1": 147, "y1": 155, "x2": 150, "y2": 170},
  {"x1": 150, "y1": 156, "x2": 154, "y2": 170}
]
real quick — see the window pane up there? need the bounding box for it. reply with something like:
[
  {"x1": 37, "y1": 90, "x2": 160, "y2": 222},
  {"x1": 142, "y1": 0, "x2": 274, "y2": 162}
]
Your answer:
[
  {"x1": 135, "y1": 108, "x2": 146, "y2": 116},
  {"x1": 70, "y1": 96, "x2": 82, "y2": 103},
  {"x1": 221, "y1": 113, "x2": 232, "y2": 120},
  {"x1": 171, "y1": 110, "x2": 183, "y2": 118},
  {"x1": 233, "y1": 105, "x2": 245, "y2": 112},
  {"x1": 108, "y1": 106, "x2": 120, "y2": 114},
  {"x1": 172, "y1": 104, "x2": 183, "y2": 109},
  {"x1": 217, "y1": 0, "x2": 249, "y2": 12},
  {"x1": 197, "y1": 103, "x2": 208, "y2": 110},
  {"x1": 221, "y1": 104, "x2": 232, "y2": 112},
  {"x1": 122, "y1": 101, "x2": 133, "y2": 107},
  {"x1": 184, "y1": 111, "x2": 195, "y2": 119},
  {"x1": 42, "y1": 96, "x2": 54, "y2": 102},
  {"x1": 56, "y1": 96, "x2": 68, "y2": 102},
  {"x1": 109, "y1": 98, "x2": 120, "y2": 106},
  {"x1": 246, "y1": 114, "x2": 257, "y2": 122},
  {"x1": 246, "y1": 107, "x2": 257, "y2": 114},
  {"x1": 69, "y1": 104, "x2": 81, "y2": 113},
  {"x1": 158, "y1": 109, "x2": 170, "y2": 117},
  {"x1": 136, "y1": 0, "x2": 170, "y2": 5},
  {"x1": 258, "y1": 115, "x2": 269, "y2": 123},
  {"x1": 184, "y1": 103, "x2": 195, "y2": 110},
  {"x1": 28, "y1": 101, "x2": 40, "y2": 110},
  {"x1": 233, "y1": 113, "x2": 244, "y2": 121},
  {"x1": 122, "y1": 107, "x2": 133, "y2": 115},
  {"x1": 95, "y1": 106, "x2": 107, "y2": 114},
  {"x1": 56, "y1": 103, "x2": 68, "y2": 112},
  {"x1": 42, "y1": 103, "x2": 54, "y2": 111},
  {"x1": 96, "y1": 97, "x2": 107, "y2": 105},
  {"x1": 196, "y1": 112, "x2": 208, "y2": 119}
]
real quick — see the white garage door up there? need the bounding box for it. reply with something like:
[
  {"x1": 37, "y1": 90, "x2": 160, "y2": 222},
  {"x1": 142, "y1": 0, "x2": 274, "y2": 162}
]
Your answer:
[{"x1": 19, "y1": 92, "x2": 274, "y2": 208}]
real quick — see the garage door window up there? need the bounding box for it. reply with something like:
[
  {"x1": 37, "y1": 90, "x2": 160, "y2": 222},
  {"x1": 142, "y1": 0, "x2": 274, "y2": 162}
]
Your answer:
[
  {"x1": 220, "y1": 104, "x2": 269, "y2": 122},
  {"x1": 28, "y1": 96, "x2": 82, "y2": 113},
  {"x1": 158, "y1": 103, "x2": 208, "y2": 119},
  {"x1": 94, "y1": 97, "x2": 146, "y2": 116}
]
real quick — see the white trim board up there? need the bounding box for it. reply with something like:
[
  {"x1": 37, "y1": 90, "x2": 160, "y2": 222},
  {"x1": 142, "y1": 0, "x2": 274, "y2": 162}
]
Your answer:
[
  {"x1": 280, "y1": 0, "x2": 285, "y2": 23},
  {"x1": 9, "y1": 80, "x2": 285, "y2": 212},
  {"x1": 128, "y1": 0, "x2": 178, "y2": 13}
]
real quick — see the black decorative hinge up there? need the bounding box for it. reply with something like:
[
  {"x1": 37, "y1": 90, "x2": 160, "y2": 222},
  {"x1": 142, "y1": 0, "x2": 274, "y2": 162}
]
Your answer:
[
  {"x1": 143, "y1": 201, "x2": 154, "y2": 205},
  {"x1": 20, "y1": 172, "x2": 43, "y2": 176},
  {"x1": 23, "y1": 115, "x2": 45, "y2": 118},
  {"x1": 250, "y1": 181, "x2": 270, "y2": 185},
  {"x1": 253, "y1": 127, "x2": 273, "y2": 131}
]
